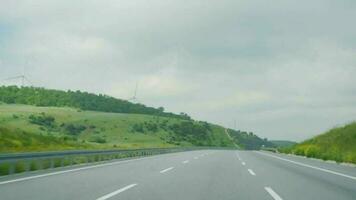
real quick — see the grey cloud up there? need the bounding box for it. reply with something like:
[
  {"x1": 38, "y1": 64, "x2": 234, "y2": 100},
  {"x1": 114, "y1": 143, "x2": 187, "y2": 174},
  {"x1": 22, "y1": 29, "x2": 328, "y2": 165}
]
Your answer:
[{"x1": 0, "y1": 0, "x2": 355, "y2": 141}]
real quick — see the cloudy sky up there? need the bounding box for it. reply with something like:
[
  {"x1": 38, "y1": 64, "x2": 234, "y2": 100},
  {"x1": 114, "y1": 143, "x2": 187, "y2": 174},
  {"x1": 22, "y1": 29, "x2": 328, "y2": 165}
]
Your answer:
[{"x1": 1, "y1": 0, "x2": 355, "y2": 141}]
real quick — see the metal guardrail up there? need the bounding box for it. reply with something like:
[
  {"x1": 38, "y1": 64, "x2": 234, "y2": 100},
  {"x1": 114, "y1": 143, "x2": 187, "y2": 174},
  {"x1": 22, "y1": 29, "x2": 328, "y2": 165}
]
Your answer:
[
  {"x1": 0, "y1": 148, "x2": 181, "y2": 161},
  {"x1": 0, "y1": 147, "x2": 234, "y2": 176}
]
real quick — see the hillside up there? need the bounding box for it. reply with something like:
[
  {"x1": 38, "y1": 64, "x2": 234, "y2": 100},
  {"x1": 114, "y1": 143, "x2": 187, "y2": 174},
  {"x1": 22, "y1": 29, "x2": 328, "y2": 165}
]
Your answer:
[
  {"x1": 0, "y1": 86, "x2": 190, "y2": 120},
  {"x1": 281, "y1": 122, "x2": 356, "y2": 164},
  {"x1": 0, "y1": 104, "x2": 234, "y2": 153},
  {"x1": 0, "y1": 86, "x2": 275, "y2": 153}
]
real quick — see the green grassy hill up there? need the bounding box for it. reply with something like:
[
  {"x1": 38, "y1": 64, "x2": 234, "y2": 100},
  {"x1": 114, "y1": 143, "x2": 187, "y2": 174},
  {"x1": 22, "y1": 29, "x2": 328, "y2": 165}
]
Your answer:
[
  {"x1": 0, "y1": 104, "x2": 234, "y2": 153},
  {"x1": 0, "y1": 86, "x2": 190, "y2": 120},
  {"x1": 281, "y1": 122, "x2": 356, "y2": 164}
]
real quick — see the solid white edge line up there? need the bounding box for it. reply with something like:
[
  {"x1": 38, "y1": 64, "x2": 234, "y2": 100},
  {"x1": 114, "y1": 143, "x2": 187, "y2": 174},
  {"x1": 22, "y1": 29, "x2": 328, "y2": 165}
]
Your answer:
[
  {"x1": 160, "y1": 167, "x2": 174, "y2": 173},
  {"x1": 248, "y1": 169, "x2": 256, "y2": 176},
  {"x1": 0, "y1": 155, "x2": 158, "y2": 185},
  {"x1": 257, "y1": 151, "x2": 356, "y2": 181},
  {"x1": 96, "y1": 184, "x2": 137, "y2": 200},
  {"x1": 265, "y1": 187, "x2": 283, "y2": 200}
]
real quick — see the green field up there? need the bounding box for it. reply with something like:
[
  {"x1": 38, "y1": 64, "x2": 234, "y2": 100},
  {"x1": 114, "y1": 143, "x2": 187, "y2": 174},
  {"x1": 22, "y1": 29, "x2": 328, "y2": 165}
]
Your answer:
[
  {"x1": 0, "y1": 104, "x2": 234, "y2": 153},
  {"x1": 280, "y1": 122, "x2": 356, "y2": 164}
]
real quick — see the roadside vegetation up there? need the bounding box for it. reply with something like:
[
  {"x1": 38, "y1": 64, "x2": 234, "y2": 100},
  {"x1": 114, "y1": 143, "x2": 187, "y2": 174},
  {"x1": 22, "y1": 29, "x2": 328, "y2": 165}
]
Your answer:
[
  {"x1": 280, "y1": 122, "x2": 356, "y2": 164},
  {"x1": 228, "y1": 129, "x2": 276, "y2": 150}
]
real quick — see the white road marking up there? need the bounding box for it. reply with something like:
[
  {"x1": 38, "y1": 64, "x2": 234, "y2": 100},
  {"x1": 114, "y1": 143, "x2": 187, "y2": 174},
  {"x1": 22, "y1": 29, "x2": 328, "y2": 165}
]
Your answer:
[
  {"x1": 242, "y1": 162, "x2": 246, "y2": 166},
  {"x1": 194, "y1": 157, "x2": 198, "y2": 159},
  {"x1": 257, "y1": 151, "x2": 356, "y2": 181},
  {"x1": 248, "y1": 169, "x2": 256, "y2": 176},
  {"x1": 265, "y1": 187, "x2": 283, "y2": 200},
  {"x1": 96, "y1": 184, "x2": 137, "y2": 200},
  {"x1": 0, "y1": 156, "x2": 156, "y2": 185},
  {"x1": 236, "y1": 153, "x2": 241, "y2": 160},
  {"x1": 160, "y1": 167, "x2": 174, "y2": 174},
  {"x1": 183, "y1": 160, "x2": 189, "y2": 164}
]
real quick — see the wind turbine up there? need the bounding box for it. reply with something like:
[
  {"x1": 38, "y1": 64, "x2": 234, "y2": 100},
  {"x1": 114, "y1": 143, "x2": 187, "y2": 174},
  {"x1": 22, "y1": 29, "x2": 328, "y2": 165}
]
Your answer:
[
  {"x1": 128, "y1": 82, "x2": 139, "y2": 102},
  {"x1": 1, "y1": 67, "x2": 33, "y2": 87}
]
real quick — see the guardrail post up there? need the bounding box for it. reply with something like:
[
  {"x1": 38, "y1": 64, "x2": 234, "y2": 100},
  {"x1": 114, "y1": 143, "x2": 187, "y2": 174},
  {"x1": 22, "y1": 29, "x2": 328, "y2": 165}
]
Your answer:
[
  {"x1": 50, "y1": 159, "x2": 54, "y2": 169},
  {"x1": 25, "y1": 160, "x2": 30, "y2": 172},
  {"x1": 9, "y1": 162, "x2": 15, "y2": 175}
]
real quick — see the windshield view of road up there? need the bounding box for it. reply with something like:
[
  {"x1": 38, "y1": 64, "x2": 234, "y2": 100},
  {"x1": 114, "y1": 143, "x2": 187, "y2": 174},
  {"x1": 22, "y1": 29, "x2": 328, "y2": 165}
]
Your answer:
[{"x1": 0, "y1": 1, "x2": 355, "y2": 200}]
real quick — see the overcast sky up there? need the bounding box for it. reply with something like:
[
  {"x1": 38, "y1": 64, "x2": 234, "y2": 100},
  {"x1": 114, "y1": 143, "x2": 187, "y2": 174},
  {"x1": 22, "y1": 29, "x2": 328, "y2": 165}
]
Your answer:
[{"x1": 1, "y1": 0, "x2": 355, "y2": 141}]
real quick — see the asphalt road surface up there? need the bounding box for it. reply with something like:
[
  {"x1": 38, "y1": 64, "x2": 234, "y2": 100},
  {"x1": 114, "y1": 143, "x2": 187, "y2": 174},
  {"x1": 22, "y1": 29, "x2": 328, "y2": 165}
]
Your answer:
[{"x1": 0, "y1": 150, "x2": 355, "y2": 200}]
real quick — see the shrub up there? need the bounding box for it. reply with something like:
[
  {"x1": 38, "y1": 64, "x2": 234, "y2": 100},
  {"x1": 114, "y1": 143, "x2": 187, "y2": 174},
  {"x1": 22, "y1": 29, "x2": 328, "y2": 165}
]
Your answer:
[
  {"x1": 0, "y1": 163, "x2": 10, "y2": 176},
  {"x1": 305, "y1": 146, "x2": 319, "y2": 158},
  {"x1": 132, "y1": 123, "x2": 144, "y2": 133},
  {"x1": 64, "y1": 124, "x2": 86, "y2": 135},
  {"x1": 29, "y1": 161, "x2": 38, "y2": 171},
  {"x1": 14, "y1": 162, "x2": 26, "y2": 173},
  {"x1": 90, "y1": 136, "x2": 107, "y2": 144},
  {"x1": 28, "y1": 114, "x2": 55, "y2": 128}
]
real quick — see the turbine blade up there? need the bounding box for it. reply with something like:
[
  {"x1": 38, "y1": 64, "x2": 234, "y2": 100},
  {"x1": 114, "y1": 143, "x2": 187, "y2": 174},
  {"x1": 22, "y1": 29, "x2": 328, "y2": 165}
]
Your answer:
[{"x1": 2, "y1": 76, "x2": 23, "y2": 81}]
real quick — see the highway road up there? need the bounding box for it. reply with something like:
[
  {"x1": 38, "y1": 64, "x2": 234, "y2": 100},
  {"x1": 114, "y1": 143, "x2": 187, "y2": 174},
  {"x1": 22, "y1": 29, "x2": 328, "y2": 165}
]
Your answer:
[{"x1": 0, "y1": 150, "x2": 355, "y2": 200}]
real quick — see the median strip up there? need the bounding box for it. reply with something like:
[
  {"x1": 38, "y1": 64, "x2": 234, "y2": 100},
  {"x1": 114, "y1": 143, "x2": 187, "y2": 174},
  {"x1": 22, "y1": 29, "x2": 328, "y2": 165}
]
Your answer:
[
  {"x1": 265, "y1": 187, "x2": 283, "y2": 200},
  {"x1": 96, "y1": 184, "x2": 137, "y2": 200},
  {"x1": 160, "y1": 167, "x2": 174, "y2": 174}
]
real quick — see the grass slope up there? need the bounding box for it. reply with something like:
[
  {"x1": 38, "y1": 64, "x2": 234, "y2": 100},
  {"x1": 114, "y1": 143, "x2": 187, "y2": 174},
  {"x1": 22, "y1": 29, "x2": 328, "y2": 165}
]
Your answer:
[
  {"x1": 0, "y1": 104, "x2": 234, "y2": 153},
  {"x1": 281, "y1": 122, "x2": 356, "y2": 164}
]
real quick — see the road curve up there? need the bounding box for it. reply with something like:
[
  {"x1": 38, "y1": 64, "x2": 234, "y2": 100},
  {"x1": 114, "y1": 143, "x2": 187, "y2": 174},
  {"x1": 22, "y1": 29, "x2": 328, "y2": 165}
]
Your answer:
[{"x1": 0, "y1": 150, "x2": 355, "y2": 200}]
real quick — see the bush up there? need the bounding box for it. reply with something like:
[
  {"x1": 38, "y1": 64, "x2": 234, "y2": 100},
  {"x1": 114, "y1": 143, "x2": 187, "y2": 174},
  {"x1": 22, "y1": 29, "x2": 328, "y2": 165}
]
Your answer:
[
  {"x1": 132, "y1": 123, "x2": 144, "y2": 133},
  {"x1": 144, "y1": 122, "x2": 158, "y2": 132},
  {"x1": 90, "y1": 137, "x2": 107, "y2": 144},
  {"x1": 168, "y1": 121, "x2": 210, "y2": 145},
  {"x1": 29, "y1": 161, "x2": 39, "y2": 171},
  {"x1": 14, "y1": 162, "x2": 26, "y2": 173},
  {"x1": 28, "y1": 114, "x2": 55, "y2": 128},
  {"x1": 0, "y1": 163, "x2": 10, "y2": 176},
  {"x1": 294, "y1": 148, "x2": 305, "y2": 156},
  {"x1": 305, "y1": 146, "x2": 319, "y2": 158},
  {"x1": 64, "y1": 124, "x2": 86, "y2": 135}
]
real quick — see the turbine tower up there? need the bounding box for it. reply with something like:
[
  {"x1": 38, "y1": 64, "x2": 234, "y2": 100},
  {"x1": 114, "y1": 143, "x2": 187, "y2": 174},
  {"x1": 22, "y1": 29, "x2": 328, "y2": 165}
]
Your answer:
[{"x1": 128, "y1": 82, "x2": 139, "y2": 102}]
